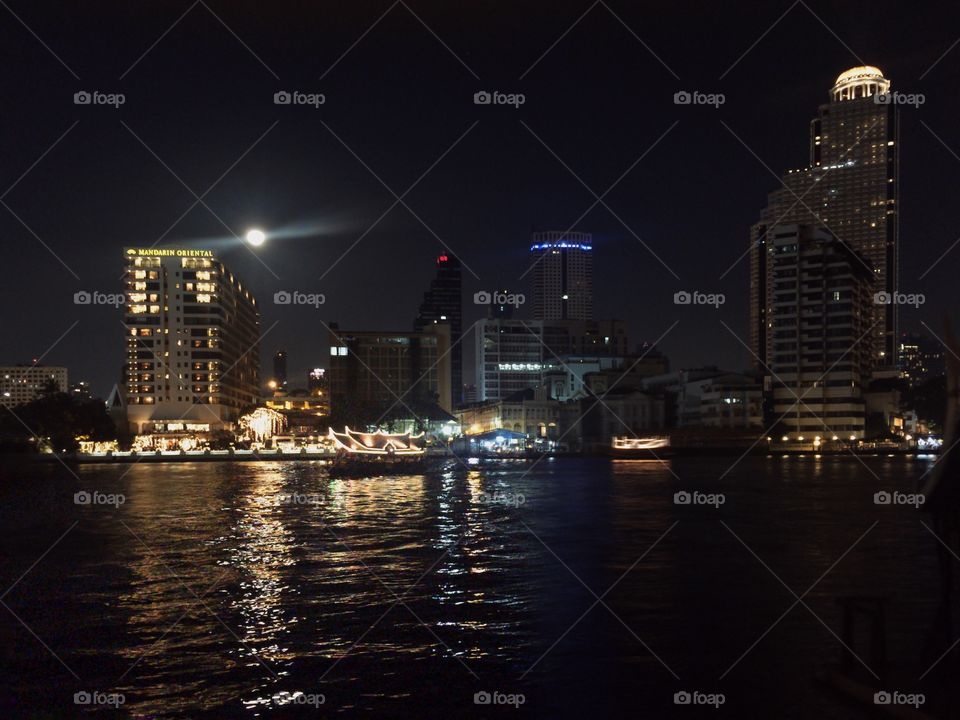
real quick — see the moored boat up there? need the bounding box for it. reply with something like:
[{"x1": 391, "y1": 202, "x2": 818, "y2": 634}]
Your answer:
[{"x1": 326, "y1": 427, "x2": 427, "y2": 475}]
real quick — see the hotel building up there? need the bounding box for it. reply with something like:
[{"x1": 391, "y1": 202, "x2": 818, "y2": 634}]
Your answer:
[
  {"x1": 0, "y1": 365, "x2": 67, "y2": 407},
  {"x1": 530, "y1": 231, "x2": 593, "y2": 321},
  {"x1": 750, "y1": 66, "x2": 899, "y2": 369},
  {"x1": 767, "y1": 225, "x2": 874, "y2": 439},
  {"x1": 123, "y1": 247, "x2": 260, "y2": 434}
]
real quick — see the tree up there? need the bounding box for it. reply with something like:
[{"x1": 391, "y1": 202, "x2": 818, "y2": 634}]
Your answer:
[
  {"x1": 904, "y1": 376, "x2": 947, "y2": 433},
  {"x1": 0, "y1": 393, "x2": 115, "y2": 453}
]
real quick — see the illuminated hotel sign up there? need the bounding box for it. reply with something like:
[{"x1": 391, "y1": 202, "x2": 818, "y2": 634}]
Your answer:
[{"x1": 125, "y1": 248, "x2": 214, "y2": 258}]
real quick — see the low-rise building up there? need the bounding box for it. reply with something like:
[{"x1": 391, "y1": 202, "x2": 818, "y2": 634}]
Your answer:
[
  {"x1": 458, "y1": 386, "x2": 561, "y2": 439},
  {"x1": 0, "y1": 365, "x2": 68, "y2": 407}
]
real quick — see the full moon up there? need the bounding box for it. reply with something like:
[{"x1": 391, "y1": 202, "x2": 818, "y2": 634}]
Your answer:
[{"x1": 245, "y1": 229, "x2": 266, "y2": 246}]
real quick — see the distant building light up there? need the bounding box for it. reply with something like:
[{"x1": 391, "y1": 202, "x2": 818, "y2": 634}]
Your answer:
[
  {"x1": 530, "y1": 242, "x2": 592, "y2": 252},
  {"x1": 498, "y1": 363, "x2": 542, "y2": 372}
]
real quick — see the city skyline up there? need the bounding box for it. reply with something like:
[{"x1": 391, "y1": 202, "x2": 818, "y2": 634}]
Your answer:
[
  {"x1": 1, "y1": 3, "x2": 958, "y2": 401},
  {"x1": 5, "y1": 5, "x2": 960, "y2": 718}
]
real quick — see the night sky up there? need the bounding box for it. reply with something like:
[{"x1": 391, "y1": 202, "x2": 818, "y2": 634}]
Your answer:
[{"x1": 2, "y1": 0, "x2": 959, "y2": 398}]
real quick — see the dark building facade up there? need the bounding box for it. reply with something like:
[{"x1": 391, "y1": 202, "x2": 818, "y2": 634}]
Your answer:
[
  {"x1": 327, "y1": 324, "x2": 452, "y2": 424},
  {"x1": 898, "y1": 333, "x2": 946, "y2": 387},
  {"x1": 767, "y1": 225, "x2": 874, "y2": 439},
  {"x1": 414, "y1": 252, "x2": 462, "y2": 408},
  {"x1": 530, "y1": 231, "x2": 593, "y2": 321},
  {"x1": 542, "y1": 319, "x2": 629, "y2": 358},
  {"x1": 273, "y1": 350, "x2": 288, "y2": 388}
]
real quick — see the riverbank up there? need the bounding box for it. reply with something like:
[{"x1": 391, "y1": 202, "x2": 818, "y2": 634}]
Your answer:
[{"x1": 18, "y1": 445, "x2": 942, "y2": 464}]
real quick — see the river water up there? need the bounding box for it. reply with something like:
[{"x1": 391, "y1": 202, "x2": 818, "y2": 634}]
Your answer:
[{"x1": 0, "y1": 455, "x2": 950, "y2": 718}]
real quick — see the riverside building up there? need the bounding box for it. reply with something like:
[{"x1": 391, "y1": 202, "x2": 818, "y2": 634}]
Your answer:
[{"x1": 123, "y1": 247, "x2": 260, "y2": 434}]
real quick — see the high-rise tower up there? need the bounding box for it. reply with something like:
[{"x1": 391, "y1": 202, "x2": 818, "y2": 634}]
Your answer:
[
  {"x1": 529, "y1": 231, "x2": 593, "y2": 321},
  {"x1": 750, "y1": 66, "x2": 898, "y2": 369},
  {"x1": 414, "y1": 252, "x2": 462, "y2": 408}
]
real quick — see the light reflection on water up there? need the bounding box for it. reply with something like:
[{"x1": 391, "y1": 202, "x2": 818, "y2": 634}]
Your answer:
[{"x1": 0, "y1": 455, "x2": 941, "y2": 718}]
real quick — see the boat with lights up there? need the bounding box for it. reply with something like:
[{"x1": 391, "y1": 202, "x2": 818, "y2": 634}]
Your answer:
[
  {"x1": 607, "y1": 435, "x2": 673, "y2": 459},
  {"x1": 326, "y1": 427, "x2": 427, "y2": 475}
]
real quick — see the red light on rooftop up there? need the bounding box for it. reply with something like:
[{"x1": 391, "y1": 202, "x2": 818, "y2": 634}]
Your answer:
[{"x1": 437, "y1": 254, "x2": 449, "y2": 264}]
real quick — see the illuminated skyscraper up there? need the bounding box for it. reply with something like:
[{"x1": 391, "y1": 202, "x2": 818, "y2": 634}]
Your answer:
[
  {"x1": 123, "y1": 247, "x2": 260, "y2": 434},
  {"x1": 530, "y1": 231, "x2": 593, "y2": 321},
  {"x1": 414, "y1": 252, "x2": 462, "y2": 407},
  {"x1": 750, "y1": 66, "x2": 899, "y2": 369}
]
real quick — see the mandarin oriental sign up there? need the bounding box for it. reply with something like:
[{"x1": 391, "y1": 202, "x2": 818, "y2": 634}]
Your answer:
[{"x1": 125, "y1": 248, "x2": 214, "y2": 258}]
